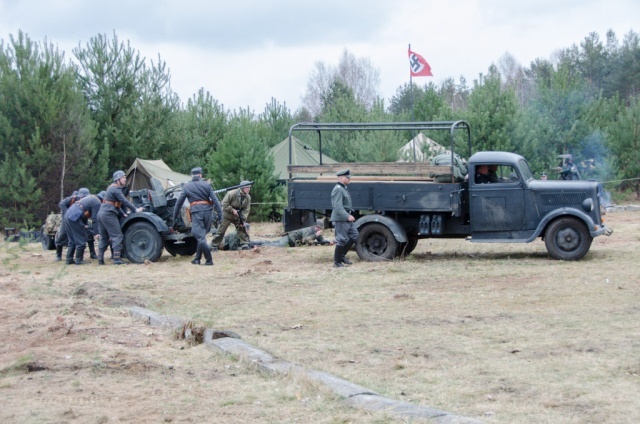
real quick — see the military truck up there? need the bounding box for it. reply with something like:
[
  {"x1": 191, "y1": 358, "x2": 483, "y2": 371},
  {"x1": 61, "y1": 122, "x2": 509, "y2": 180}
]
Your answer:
[{"x1": 283, "y1": 121, "x2": 613, "y2": 261}]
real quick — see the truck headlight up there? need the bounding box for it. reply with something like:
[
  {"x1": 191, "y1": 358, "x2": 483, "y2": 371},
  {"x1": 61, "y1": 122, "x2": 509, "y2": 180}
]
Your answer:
[{"x1": 582, "y1": 198, "x2": 594, "y2": 212}]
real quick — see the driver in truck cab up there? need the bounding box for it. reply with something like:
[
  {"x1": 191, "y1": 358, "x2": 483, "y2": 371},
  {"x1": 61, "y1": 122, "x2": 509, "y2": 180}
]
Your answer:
[{"x1": 475, "y1": 164, "x2": 500, "y2": 184}]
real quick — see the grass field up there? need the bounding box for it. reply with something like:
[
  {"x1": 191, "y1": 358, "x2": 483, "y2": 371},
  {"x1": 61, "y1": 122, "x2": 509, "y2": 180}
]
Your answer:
[{"x1": 1, "y1": 207, "x2": 638, "y2": 423}]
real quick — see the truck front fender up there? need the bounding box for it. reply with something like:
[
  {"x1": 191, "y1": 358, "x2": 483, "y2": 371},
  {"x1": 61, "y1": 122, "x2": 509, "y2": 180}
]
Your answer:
[
  {"x1": 121, "y1": 212, "x2": 170, "y2": 234},
  {"x1": 355, "y1": 214, "x2": 408, "y2": 243},
  {"x1": 531, "y1": 208, "x2": 602, "y2": 242}
]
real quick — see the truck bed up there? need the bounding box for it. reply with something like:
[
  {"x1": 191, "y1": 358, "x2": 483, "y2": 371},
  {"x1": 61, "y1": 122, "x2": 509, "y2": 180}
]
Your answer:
[{"x1": 288, "y1": 179, "x2": 466, "y2": 214}]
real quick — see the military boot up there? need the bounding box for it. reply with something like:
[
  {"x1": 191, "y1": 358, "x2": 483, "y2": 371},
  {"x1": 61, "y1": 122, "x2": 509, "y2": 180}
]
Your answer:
[
  {"x1": 203, "y1": 249, "x2": 213, "y2": 266},
  {"x1": 342, "y1": 239, "x2": 355, "y2": 265},
  {"x1": 55, "y1": 245, "x2": 63, "y2": 262},
  {"x1": 97, "y1": 247, "x2": 105, "y2": 265},
  {"x1": 192, "y1": 247, "x2": 202, "y2": 264},
  {"x1": 333, "y1": 245, "x2": 344, "y2": 268},
  {"x1": 87, "y1": 240, "x2": 98, "y2": 259},
  {"x1": 74, "y1": 246, "x2": 86, "y2": 265},
  {"x1": 65, "y1": 246, "x2": 76, "y2": 265},
  {"x1": 113, "y1": 251, "x2": 125, "y2": 265}
]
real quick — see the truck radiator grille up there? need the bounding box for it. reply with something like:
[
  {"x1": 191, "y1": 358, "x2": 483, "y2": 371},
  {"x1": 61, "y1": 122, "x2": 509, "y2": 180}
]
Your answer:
[{"x1": 541, "y1": 192, "x2": 587, "y2": 206}]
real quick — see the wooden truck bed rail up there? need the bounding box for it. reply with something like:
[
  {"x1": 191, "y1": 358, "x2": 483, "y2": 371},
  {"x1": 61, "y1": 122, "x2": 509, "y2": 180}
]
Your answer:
[{"x1": 287, "y1": 162, "x2": 452, "y2": 179}]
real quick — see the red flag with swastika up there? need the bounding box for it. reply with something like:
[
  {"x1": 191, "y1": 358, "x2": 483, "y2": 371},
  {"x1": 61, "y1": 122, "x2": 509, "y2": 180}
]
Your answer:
[{"x1": 408, "y1": 48, "x2": 432, "y2": 77}]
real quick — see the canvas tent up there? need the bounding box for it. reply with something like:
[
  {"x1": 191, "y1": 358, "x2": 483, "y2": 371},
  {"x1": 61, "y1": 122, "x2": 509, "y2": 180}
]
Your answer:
[
  {"x1": 397, "y1": 132, "x2": 450, "y2": 162},
  {"x1": 269, "y1": 136, "x2": 338, "y2": 180},
  {"x1": 125, "y1": 158, "x2": 191, "y2": 193}
]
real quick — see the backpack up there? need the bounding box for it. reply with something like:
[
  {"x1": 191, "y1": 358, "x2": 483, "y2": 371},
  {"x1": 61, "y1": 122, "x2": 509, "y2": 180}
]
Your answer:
[
  {"x1": 44, "y1": 213, "x2": 62, "y2": 234},
  {"x1": 431, "y1": 153, "x2": 468, "y2": 183}
]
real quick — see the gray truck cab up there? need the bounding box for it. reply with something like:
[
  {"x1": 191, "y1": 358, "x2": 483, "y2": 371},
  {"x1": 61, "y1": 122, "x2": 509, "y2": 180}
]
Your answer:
[{"x1": 468, "y1": 151, "x2": 609, "y2": 260}]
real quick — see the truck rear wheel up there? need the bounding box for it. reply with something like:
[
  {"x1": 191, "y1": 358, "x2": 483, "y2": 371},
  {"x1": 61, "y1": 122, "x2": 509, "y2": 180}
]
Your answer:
[
  {"x1": 41, "y1": 225, "x2": 55, "y2": 250},
  {"x1": 123, "y1": 221, "x2": 164, "y2": 264},
  {"x1": 356, "y1": 223, "x2": 399, "y2": 261},
  {"x1": 396, "y1": 237, "x2": 418, "y2": 257},
  {"x1": 544, "y1": 217, "x2": 592, "y2": 260},
  {"x1": 164, "y1": 237, "x2": 198, "y2": 257}
]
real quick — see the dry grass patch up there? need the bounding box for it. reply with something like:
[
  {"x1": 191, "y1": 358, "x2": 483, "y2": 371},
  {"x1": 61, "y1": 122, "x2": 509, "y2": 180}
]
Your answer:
[{"x1": 1, "y1": 208, "x2": 639, "y2": 423}]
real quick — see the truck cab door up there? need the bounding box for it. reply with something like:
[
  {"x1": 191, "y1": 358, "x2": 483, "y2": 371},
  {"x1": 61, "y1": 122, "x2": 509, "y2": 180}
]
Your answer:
[{"x1": 470, "y1": 164, "x2": 526, "y2": 233}]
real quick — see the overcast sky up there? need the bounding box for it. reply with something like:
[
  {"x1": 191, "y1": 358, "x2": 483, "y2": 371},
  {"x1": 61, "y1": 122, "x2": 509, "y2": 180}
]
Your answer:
[{"x1": 1, "y1": 0, "x2": 637, "y2": 113}]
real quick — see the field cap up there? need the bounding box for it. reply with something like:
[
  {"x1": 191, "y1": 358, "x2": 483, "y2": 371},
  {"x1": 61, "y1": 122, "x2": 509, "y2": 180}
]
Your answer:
[
  {"x1": 336, "y1": 169, "x2": 351, "y2": 178},
  {"x1": 315, "y1": 219, "x2": 324, "y2": 229},
  {"x1": 191, "y1": 167, "x2": 203, "y2": 176}
]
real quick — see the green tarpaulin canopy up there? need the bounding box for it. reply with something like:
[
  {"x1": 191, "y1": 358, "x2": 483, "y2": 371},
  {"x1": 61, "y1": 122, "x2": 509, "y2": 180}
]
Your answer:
[
  {"x1": 125, "y1": 158, "x2": 191, "y2": 192},
  {"x1": 269, "y1": 136, "x2": 338, "y2": 180}
]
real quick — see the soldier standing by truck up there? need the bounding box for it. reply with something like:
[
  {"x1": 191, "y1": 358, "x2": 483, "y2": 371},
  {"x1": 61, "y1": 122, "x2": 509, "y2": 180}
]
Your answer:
[
  {"x1": 97, "y1": 170, "x2": 143, "y2": 265},
  {"x1": 172, "y1": 167, "x2": 223, "y2": 266},
  {"x1": 331, "y1": 169, "x2": 358, "y2": 268},
  {"x1": 210, "y1": 181, "x2": 252, "y2": 251}
]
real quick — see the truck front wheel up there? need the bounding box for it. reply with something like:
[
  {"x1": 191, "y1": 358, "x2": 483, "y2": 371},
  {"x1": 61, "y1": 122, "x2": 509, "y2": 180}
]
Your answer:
[
  {"x1": 356, "y1": 223, "x2": 399, "y2": 261},
  {"x1": 123, "y1": 221, "x2": 164, "y2": 264},
  {"x1": 544, "y1": 217, "x2": 592, "y2": 260}
]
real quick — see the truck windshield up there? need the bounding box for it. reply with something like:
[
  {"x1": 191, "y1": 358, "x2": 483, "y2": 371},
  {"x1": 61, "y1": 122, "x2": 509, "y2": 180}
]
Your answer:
[{"x1": 519, "y1": 159, "x2": 534, "y2": 181}]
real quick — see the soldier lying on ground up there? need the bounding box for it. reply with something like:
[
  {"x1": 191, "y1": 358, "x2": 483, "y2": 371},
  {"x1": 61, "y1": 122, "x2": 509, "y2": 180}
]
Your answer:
[{"x1": 218, "y1": 221, "x2": 333, "y2": 251}]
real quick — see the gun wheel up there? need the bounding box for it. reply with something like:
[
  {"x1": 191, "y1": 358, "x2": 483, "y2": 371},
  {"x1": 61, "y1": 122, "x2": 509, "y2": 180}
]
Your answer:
[
  {"x1": 123, "y1": 221, "x2": 164, "y2": 263},
  {"x1": 165, "y1": 237, "x2": 198, "y2": 256}
]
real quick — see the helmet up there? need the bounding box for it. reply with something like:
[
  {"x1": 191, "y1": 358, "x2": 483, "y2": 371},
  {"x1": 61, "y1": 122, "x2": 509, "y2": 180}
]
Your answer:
[
  {"x1": 240, "y1": 180, "x2": 252, "y2": 187},
  {"x1": 78, "y1": 188, "x2": 90, "y2": 198},
  {"x1": 112, "y1": 170, "x2": 126, "y2": 182},
  {"x1": 315, "y1": 219, "x2": 324, "y2": 229}
]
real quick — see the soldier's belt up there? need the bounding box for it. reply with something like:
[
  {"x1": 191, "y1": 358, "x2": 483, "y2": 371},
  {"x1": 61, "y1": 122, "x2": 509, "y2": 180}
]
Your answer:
[
  {"x1": 190, "y1": 200, "x2": 213, "y2": 206},
  {"x1": 77, "y1": 204, "x2": 91, "y2": 218},
  {"x1": 103, "y1": 200, "x2": 122, "y2": 208}
]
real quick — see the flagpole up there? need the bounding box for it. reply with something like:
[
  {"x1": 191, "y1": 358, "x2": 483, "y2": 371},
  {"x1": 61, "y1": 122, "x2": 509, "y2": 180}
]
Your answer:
[{"x1": 409, "y1": 43, "x2": 416, "y2": 161}]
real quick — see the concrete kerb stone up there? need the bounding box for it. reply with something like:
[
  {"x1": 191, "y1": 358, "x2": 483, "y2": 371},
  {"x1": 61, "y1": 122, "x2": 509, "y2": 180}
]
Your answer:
[
  {"x1": 129, "y1": 306, "x2": 184, "y2": 330},
  {"x1": 128, "y1": 306, "x2": 482, "y2": 423}
]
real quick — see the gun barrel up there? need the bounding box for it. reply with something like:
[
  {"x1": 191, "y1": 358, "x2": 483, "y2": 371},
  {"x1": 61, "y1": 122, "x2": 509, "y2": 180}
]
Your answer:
[{"x1": 213, "y1": 181, "x2": 254, "y2": 194}]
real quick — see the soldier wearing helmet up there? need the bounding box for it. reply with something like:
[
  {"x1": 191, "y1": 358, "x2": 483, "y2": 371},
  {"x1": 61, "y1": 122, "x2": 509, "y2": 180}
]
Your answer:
[
  {"x1": 210, "y1": 180, "x2": 253, "y2": 251},
  {"x1": 96, "y1": 170, "x2": 143, "y2": 265},
  {"x1": 63, "y1": 190, "x2": 103, "y2": 265},
  {"x1": 54, "y1": 189, "x2": 88, "y2": 263}
]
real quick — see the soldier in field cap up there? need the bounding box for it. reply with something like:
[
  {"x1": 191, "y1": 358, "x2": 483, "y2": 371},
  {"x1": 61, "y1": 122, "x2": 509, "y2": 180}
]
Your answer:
[{"x1": 330, "y1": 169, "x2": 358, "y2": 267}]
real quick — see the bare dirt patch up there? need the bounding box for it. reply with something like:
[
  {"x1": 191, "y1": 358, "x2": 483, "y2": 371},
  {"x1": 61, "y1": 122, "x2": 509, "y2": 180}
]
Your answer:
[{"x1": 1, "y1": 209, "x2": 639, "y2": 423}]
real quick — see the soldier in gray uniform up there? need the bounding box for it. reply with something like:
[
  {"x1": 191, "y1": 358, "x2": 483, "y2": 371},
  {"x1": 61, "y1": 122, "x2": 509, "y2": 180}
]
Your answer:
[
  {"x1": 63, "y1": 192, "x2": 103, "y2": 265},
  {"x1": 97, "y1": 170, "x2": 143, "y2": 265},
  {"x1": 172, "y1": 167, "x2": 223, "y2": 266},
  {"x1": 55, "y1": 188, "x2": 89, "y2": 261},
  {"x1": 331, "y1": 169, "x2": 358, "y2": 268}
]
